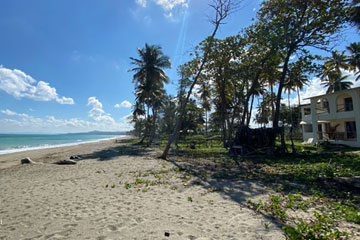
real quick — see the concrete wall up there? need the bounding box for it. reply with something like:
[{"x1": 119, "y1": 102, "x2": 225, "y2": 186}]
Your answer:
[{"x1": 309, "y1": 88, "x2": 360, "y2": 147}]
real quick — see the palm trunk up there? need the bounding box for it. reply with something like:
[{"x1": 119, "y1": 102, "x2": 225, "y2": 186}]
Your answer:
[
  {"x1": 148, "y1": 108, "x2": 157, "y2": 146},
  {"x1": 139, "y1": 104, "x2": 150, "y2": 144}
]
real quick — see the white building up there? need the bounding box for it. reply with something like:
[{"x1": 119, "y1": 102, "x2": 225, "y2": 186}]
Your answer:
[{"x1": 300, "y1": 87, "x2": 360, "y2": 147}]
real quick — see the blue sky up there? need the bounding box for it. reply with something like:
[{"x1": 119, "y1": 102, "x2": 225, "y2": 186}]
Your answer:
[{"x1": 0, "y1": 0, "x2": 358, "y2": 133}]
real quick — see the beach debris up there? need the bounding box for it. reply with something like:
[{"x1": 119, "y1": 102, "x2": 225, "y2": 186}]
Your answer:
[
  {"x1": 21, "y1": 157, "x2": 34, "y2": 164},
  {"x1": 164, "y1": 232, "x2": 170, "y2": 237},
  {"x1": 70, "y1": 155, "x2": 82, "y2": 160},
  {"x1": 53, "y1": 159, "x2": 77, "y2": 165}
]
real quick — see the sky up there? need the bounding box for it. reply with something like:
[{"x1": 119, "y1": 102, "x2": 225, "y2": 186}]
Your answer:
[{"x1": 0, "y1": 0, "x2": 358, "y2": 133}]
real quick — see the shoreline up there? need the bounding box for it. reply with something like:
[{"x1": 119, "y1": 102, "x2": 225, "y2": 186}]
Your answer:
[
  {"x1": 0, "y1": 135, "x2": 129, "y2": 155},
  {"x1": 0, "y1": 135, "x2": 133, "y2": 170}
]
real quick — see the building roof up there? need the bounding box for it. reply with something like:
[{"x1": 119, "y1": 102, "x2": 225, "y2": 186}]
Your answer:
[{"x1": 303, "y1": 86, "x2": 360, "y2": 100}]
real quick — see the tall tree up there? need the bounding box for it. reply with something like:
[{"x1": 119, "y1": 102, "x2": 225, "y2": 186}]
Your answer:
[
  {"x1": 197, "y1": 77, "x2": 212, "y2": 141},
  {"x1": 160, "y1": 0, "x2": 241, "y2": 159},
  {"x1": 347, "y1": 42, "x2": 360, "y2": 80},
  {"x1": 130, "y1": 44, "x2": 171, "y2": 144},
  {"x1": 321, "y1": 50, "x2": 351, "y2": 78},
  {"x1": 255, "y1": 0, "x2": 349, "y2": 132},
  {"x1": 321, "y1": 72, "x2": 353, "y2": 93},
  {"x1": 349, "y1": 0, "x2": 360, "y2": 30}
]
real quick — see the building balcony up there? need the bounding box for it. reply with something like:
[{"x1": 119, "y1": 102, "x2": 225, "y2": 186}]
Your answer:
[
  {"x1": 337, "y1": 103, "x2": 353, "y2": 112},
  {"x1": 317, "y1": 131, "x2": 357, "y2": 141}
]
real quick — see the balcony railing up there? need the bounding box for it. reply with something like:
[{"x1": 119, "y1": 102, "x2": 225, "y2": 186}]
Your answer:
[
  {"x1": 317, "y1": 131, "x2": 357, "y2": 141},
  {"x1": 337, "y1": 103, "x2": 353, "y2": 112},
  {"x1": 316, "y1": 107, "x2": 329, "y2": 115}
]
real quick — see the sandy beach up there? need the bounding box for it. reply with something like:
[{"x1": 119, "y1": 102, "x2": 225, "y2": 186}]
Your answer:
[{"x1": 0, "y1": 138, "x2": 285, "y2": 240}]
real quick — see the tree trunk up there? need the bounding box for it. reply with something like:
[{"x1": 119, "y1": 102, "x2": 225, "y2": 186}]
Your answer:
[
  {"x1": 139, "y1": 104, "x2": 150, "y2": 144},
  {"x1": 246, "y1": 94, "x2": 255, "y2": 127},
  {"x1": 288, "y1": 92, "x2": 295, "y2": 154},
  {"x1": 219, "y1": 68, "x2": 227, "y2": 148},
  {"x1": 270, "y1": 84, "x2": 275, "y2": 123},
  {"x1": 148, "y1": 108, "x2": 157, "y2": 146},
  {"x1": 273, "y1": 51, "x2": 292, "y2": 153},
  {"x1": 205, "y1": 110, "x2": 208, "y2": 147},
  {"x1": 160, "y1": 0, "x2": 230, "y2": 159}
]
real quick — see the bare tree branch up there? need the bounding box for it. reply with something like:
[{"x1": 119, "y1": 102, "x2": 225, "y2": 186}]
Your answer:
[{"x1": 160, "y1": 0, "x2": 242, "y2": 159}]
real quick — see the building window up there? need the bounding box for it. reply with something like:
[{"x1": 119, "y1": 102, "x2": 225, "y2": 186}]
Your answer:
[
  {"x1": 344, "y1": 97, "x2": 353, "y2": 111},
  {"x1": 316, "y1": 98, "x2": 329, "y2": 114},
  {"x1": 346, "y1": 121, "x2": 357, "y2": 139},
  {"x1": 303, "y1": 124, "x2": 313, "y2": 133},
  {"x1": 304, "y1": 108, "x2": 311, "y2": 115}
]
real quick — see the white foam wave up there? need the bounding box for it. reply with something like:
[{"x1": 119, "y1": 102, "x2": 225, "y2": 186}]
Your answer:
[{"x1": 0, "y1": 135, "x2": 128, "y2": 155}]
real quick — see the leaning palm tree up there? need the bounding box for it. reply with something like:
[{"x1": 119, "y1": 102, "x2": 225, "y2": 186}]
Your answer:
[
  {"x1": 130, "y1": 44, "x2": 171, "y2": 144},
  {"x1": 347, "y1": 42, "x2": 360, "y2": 81},
  {"x1": 321, "y1": 72, "x2": 353, "y2": 93}
]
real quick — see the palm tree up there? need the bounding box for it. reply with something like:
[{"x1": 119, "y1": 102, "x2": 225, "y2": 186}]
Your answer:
[
  {"x1": 321, "y1": 51, "x2": 351, "y2": 79},
  {"x1": 350, "y1": 0, "x2": 360, "y2": 30},
  {"x1": 130, "y1": 44, "x2": 171, "y2": 144},
  {"x1": 347, "y1": 42, "x2": 360, "y2": 81},
  {"x1": 321, "y1": 72, "x2": 353, "y2": 93}
]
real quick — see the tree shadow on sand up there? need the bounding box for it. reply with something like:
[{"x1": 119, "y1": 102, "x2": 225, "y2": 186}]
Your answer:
[
  {"x1": 78, "y1": 139, "x2": 153, "y2": 161},
  {"x1": 162, "y1": 149, "x2": 360, "y2": 235},
  {"x1": 163, "y1": 153, "x2": 286, "y2": 232}
]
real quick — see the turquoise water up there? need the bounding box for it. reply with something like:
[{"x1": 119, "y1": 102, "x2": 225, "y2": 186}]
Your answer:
[{"x1": 0, "y1": 134, "x2": 126, "y2": 154}]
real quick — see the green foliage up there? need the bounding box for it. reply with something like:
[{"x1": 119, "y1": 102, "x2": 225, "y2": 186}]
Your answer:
[
  {"x1": 283, "y1": 213, "x2": 349, "y2": 240},
  {"x1": 129, "y1": 43, "x2": 171, "y2": 143},
  {"x1": 124, "y1": 183, "x2": 132, "y2": 189}
]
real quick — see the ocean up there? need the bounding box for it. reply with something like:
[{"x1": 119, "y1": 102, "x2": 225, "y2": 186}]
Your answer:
[{"x1": 0, "y1": 133, "x2": 127, "y2": 155}]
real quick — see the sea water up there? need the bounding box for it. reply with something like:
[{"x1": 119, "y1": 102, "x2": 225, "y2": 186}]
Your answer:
[{"x1": 0, "y1": 134, "x2": 127, "y2": 155}]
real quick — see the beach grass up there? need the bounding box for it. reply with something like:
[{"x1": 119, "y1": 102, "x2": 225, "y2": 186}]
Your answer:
[{"x1": 145, "y1": 136, "x2": 360, "y2": 239}]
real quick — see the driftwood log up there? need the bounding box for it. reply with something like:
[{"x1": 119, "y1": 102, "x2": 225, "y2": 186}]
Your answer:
[{"x1": 21, "y1": 157, "x2": 35, "y2": 164}]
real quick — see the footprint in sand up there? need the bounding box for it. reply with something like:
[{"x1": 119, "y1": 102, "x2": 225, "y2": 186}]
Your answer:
[
  {"x1": 107, "y1": 225, "x2": 118, "y2": 232},
  {"x1": 64, "y1": 223, "x2": 78, "y2": 228},
  {"x1": 44, "y1": 231, "x2": 68, "y2": 239}
]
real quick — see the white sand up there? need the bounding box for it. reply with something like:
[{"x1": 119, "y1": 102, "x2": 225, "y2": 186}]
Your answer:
[{"x1": 0, "y1": 138, "x2": 284, "y2": 240}]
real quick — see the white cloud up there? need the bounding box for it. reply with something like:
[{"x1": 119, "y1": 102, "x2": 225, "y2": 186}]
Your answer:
[
  {"x1": 115, "y1": 100, "x2": 132, "y2": 108},
  {"x1": 87, "y1": 97, "x2": 115, "y2": 124},
  {"x1": 164, "y1": 12, "x2": 173, "y2": 19},
  {"x1": 134, "y1": 0, "x2": 188, "y2": 20},
  {"x1": 1, "y1": 109, "x2": 17, "y2": 116},
  {"x1": 135, "y1": 0, "x2": 187, "y2": 10},
  {"x1": 0, "y1": 109, "x2": 132, "y2": 133},
  {"x1": 1, "y1": 109, "x2": 29, "y2": 118},
  {"x1": 155, "y1": 0, "x2": 188, "y2": 10},
  {"x1": 0, "y1": 66, "x2": 74, "y2": 105},
  {"x1": 284, "y1": 70, "x2": 360, "y2": 106},
  {"x1": 56, "y1": 96, "x2": 75, "y2": 105},
  {"x1": 121, "y1": 113, "x2": 133, "y2": 121},
  {"x1": 136, "y1": 0, "x2": 147, "y2": 7}
]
